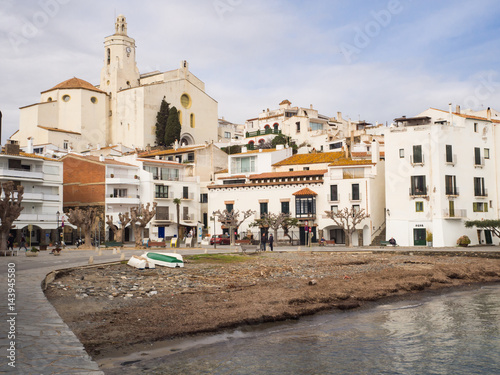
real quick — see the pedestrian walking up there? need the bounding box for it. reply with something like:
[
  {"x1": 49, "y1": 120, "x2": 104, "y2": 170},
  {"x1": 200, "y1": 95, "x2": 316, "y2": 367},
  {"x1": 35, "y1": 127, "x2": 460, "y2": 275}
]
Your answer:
[
  {"x1": 7, "y1": 233, "x2": 14, "y2": 250},
  {"x1": 269, "y1": 234, "x2": 274, "y2": 251},
  {"x1": 19, "y1": 235, "x2": 27, "y2": 251},
  {"x1": 261, "y1": 233, "x2": 267, "y2": 251}
]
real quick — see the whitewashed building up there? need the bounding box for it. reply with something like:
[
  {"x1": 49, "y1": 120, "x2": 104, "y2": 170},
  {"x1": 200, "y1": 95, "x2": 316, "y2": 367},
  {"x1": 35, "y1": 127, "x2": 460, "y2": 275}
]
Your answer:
[
  {"x1": 385, "y1": 106, "x2": 500, "y2": 247},
  {"x1": 1, "y1": 140, "x2": 63, "y2": 246}
]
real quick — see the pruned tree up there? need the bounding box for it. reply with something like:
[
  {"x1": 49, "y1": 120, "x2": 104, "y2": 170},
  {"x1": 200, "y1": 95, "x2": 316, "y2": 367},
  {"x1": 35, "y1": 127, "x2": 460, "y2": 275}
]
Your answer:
[
  {"x1": 213, "y1": 209, "x2": 255, "y2": 245},
  {"x1": 465, "y1": 220, "x2": 500, "y2": 238},
  {"x1": 130, "y1": 202, "x2": 157, "y2": 247},
  {"x1": 173, "y1": 198, "x2": 181, "y2": 238},
  {"x1": 249, "y1": 212, "x2": 292, "y2": 244},
  {"x1": 164, "y1": 106, "x2": 181, "y2": 147},
  {"x1": 155, "y1": 97, "x2": 170, "y2": 147},
  {"x1": 106, "y1": 212, "x2": 132, "y2": 243},
  {"x1": 325, "y1": 207, "x2": 368, "y2": 247},
  {"x1": 66, "y1": 207, "x2": 99, "y2": 249},
  {"x1": 0, "y1": 181, "x2": 24, "y2": 250},
  {"x1": 280, "y1": 216, "x2": 299, "y2": 244}
]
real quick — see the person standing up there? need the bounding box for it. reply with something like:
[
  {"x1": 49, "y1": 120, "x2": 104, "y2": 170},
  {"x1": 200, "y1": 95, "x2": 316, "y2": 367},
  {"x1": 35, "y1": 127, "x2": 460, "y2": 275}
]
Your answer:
[
  {"x1": 7, "y1": 233, "x2": 14, "y2": 250},
  {"x1": 269, "y1": 234, "x2": 274, "y2": 251},
  {"x1": 261, "y1": 233, "x2": 267, "y2": 251},
  {"x1": 19, "y1": 235, "x2": 27, "y2": 251}
]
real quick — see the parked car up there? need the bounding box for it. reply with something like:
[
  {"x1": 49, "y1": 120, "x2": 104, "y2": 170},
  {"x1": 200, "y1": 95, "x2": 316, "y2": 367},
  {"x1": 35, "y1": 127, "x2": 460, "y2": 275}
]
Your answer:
[{"x1": 209, "y1": 234, "x2": 231, "y2": 245}]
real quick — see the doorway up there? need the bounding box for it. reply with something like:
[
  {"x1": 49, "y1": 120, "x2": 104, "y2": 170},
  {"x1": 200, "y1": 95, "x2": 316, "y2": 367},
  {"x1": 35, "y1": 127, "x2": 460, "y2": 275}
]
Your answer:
[{"x1": 413, "y1": 228, "x2": 426, "y2": 246}]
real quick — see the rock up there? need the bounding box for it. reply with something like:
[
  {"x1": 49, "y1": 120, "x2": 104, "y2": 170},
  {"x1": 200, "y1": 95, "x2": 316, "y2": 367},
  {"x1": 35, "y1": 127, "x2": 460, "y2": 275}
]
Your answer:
[{"x1": 308, "y1": 279, "x2": 317, "y2": 285}]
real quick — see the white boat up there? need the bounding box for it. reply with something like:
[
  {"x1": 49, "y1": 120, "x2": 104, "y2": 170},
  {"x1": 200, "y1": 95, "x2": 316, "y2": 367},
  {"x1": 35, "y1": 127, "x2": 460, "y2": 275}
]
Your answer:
[
  {"x1": 127, "y1": 255, "x2": 156, "y2": 269},
  {"x1": 142, "y1": 252, "x2": 184, "y2": 268}
]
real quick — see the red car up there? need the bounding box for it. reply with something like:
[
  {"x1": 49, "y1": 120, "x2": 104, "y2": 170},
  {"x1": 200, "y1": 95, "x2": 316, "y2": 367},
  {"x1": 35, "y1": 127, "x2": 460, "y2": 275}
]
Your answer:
[{"x1": 209, "y1": 234, "x2": 231, "y2": 245}]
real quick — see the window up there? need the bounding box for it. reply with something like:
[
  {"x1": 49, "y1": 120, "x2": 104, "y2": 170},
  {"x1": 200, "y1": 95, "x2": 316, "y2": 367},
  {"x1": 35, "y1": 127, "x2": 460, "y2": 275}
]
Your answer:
[
  {"x1": 330, "y1": 185, "x2": 338, "y2": 201},
  {"x1": 303, "y1": 167, "x2": 310, "y2": 171},
  {"x1": 200, "y1": 193, "x2": 208, "y2": 203},
  {"x1": 62, "y1": 95, "x2": 70, "y2": 102},
  {"x1": 183, "y1": 206, "x2": 190, "y2": 220},
  {"x1": 410, "y1": 175, "x2": 427, "y2": 196},
  {"x1": 296, "y1": 122, "x2": 301, "y2": 133},
  {"x1": 474, "y1": 177, "x2": 486, "y2": 197},
  {"x1": 226, "y1": 203, "x2": 234, "y2": 212},
  {"x1": 352, "y1": 205, "x2": 360, "y2": 214},
  {"x1": 474, "y1": 123, "x2": 478, "y2": 132},
  {"x1": 473, "y1": 202, "x2": 488, "y2": 212},
  {"x1": 90, "y1": 96, "x2": 97, "y2": 104},
  {"x1": 160, "y1": 167, "x2": 179, "y2": 181},
  {"x1": 474, "y1": 147, "x2": 482, "y2": 166},
  {"x1": 190, "y1": 113, "x2": 195, "y2": 128},
  {"x1": 203, "y1": 213, "x2": 208, "y2": 228},
  {"x1": 415, "y1": 201, "x2": 424, "y2": 212},
  {"x1": 155, "y1": 185, "x2": 168, "y2": 198},
  {"x1": 330, "y1": 205, "x2": 338, "y2": 214},
  {"x1": 180, "y1": 94, "x2": 191, "y2": 108},
  {"x1": 281, "y1": 201, "x2": 290, "y2": 214},
  {"x1": 445, "y1": 175, "x2": 457, "y2": 195},
  {"x1": 343, "y1": 168, "x2": 364, "y2": 179},
  {"x1": 187, "y1": 153, "x2": 195, "y2": 162},
  {"x1": 412, "y1": 145, "x2": 422, "y2": 164},
  {"x1": 295, "y1": 196, "x2": 316, "y2": 218},
  {"x1": 224, "y1": 131, "x2": 231, "y2": 139},
  {"x1": 156, "y1": 206, "x2": 169, "y2": 220},
  {"x1": 144, "y1": 165, "x2": 159, "y2": 179},
  {"x1": 260, "y1": 202, "x2": 268, "y2": 218},
  {"x1": 63, "y1": 140, "x2": 69, "y2": 150},
  {"x1": 183, "y1": 186, "x2": 189, "y2": 199},
  {"x1": 231, "y1": 156, "x2": 256, "y2": 173},
  {"x1": 178, "y1": 110, "x2": 182, "y2": 125},
  {"x1": 351, "y1": 184, "x2": 360, "y2": 201},
  {"x1": 399, "y1": 149, "x2": 404, "y2": 158},
  {"x1": 484, "y1": 148, "x2": 490, "y2": 159},
  {"x1": 310, "y1": 122, "x2": 323, "y2": 131},
  {"x1": 446, "y1": 145, "x2": 453, "y2": 163},
  {"x1": 113, "y1": 188, "x2": 127, "y2": 197},
  {"x1": 329, "y1": 142, "x2": 343, "y2": 150}
]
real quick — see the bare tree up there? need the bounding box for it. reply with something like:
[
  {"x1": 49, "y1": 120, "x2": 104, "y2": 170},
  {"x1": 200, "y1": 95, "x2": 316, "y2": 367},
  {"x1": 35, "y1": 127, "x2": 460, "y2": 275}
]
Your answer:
[
  {"x1": 130, "y1": 202, "x2": 157, "y2": 247},
  {"x1": 105, "y1": 212, "x2": 131, "y2": 243},
  {"x1": 0, "y1": 182, "x2": 24, "y2": 250},
  {"x1": 212, "y1": 209, "x2": 254, "y2": 245},
  {"x1": 280, "y1": 216, "x2": 299, "y2": 244},
  {"x1": 325, "y1": 207, "x2": 368, "y2": 247},
  {"x1": 66, "y1": 207, "x2": 99, "y2": 249},
  {"x1": 250, "y1": 212, "x2": 293, "y2": 244}
]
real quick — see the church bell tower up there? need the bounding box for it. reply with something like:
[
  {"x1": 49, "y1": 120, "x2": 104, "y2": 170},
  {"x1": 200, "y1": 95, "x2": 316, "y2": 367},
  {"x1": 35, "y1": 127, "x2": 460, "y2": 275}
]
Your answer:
[{"x1": 100, "y1": 14, "x2": 140, "y2": 94}]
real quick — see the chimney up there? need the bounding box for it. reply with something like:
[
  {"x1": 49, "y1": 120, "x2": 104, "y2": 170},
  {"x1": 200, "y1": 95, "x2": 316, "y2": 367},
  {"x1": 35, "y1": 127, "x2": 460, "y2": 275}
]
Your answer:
[
  {"x1": 310, "y1": 104, "x2": 313, "y2": 109},
  {"x1": 371, "y1": 139, "x2": 379, "y2": 164},
  {"x1": 99, "y1": 154, "x2": 105, "y2": 162},
  {"x1": 456, "y1": 105, "x2": 461, "y2": 114},
  {"x1": 6, "y1": 139, "x2": 20, "y2": 155},
  {"x1": 337, "y1": 111, "x2": 342, "y2": 122},
  {"x1": 487, "y1": 107, "x2": 491, "y2": 120},
  {"x1": 27, "y1": 137, "x2": 34, "y2": 154},
  {"x1": 448, "y1": 103, "x2": 453, "y2": 125}
]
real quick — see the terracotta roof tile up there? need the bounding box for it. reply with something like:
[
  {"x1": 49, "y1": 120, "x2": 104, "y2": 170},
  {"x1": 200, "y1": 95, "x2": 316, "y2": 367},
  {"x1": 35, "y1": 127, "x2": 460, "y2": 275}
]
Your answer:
[
  {"x1": 42, "y1": 77, "x2": 105, "y2": 94},
  {"x1": 249, "y1": 169, "x2": 327, "y2": 180},
  {"x1": 293, "y1": 187, "x2": 318, "y2": 196},
  {"x1": 273, "y1": 151, "x2": 345, "y2": 166},
  {"x1": 138, "y1": 145, "x2": 206, "y2": 157},
  {"x1": 232, "y1": 148, "x2": 280, "y2": 156}
]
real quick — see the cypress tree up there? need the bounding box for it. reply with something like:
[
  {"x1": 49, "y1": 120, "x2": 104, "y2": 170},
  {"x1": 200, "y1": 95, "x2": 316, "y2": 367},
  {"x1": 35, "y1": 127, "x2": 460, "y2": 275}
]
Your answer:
[
  {"x1": 155, "y1": 98, "x2": 170, "y2": 147},
  {"x1": 165, "y1": 106, "x2": 182, "y2": 147}
]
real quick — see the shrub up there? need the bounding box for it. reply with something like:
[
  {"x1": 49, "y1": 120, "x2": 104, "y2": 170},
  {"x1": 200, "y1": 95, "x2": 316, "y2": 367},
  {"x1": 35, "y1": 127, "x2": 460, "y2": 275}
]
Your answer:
[{"x1": 457, "y1": 235, "x2": 471, "y2": 246}]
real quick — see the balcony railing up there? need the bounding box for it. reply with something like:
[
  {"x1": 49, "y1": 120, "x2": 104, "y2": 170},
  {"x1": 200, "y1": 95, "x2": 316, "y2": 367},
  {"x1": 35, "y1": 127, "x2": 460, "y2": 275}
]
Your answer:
[
  {"x1": 410, "y1": 154, "x2": 425, "y2": 166},
  {"x1": 295, "y1": 212, "x2": 316, "y2": 219},
  {"x1": 442, "y1": 209, "x2": 467, "y2": 219},
  {"x1": 474, "y1": 188, "x2": 488, "y2": 198},
  {"x1": 349, "y1": 193, "x2": 362, "y2": 202},
  {"x1": 474, "y1": 157, "x2": 485, "y2": 168},
  {"x1": 245, "y1": 129, "x2": 281, "y2": 138},
  {"x1": 328, "y1": 195, "x2": 339, "y2": 202},
  {"x1": 182, "y1": 193, "x2": 195, "y2": 200},
  {"x1": 445, "y1": 154, "x2": 457, "y2": 166},
  {"x1": 445, "y1": 187, "x2": 459, "y2": 197},
  {"x1": 183, "y1": 214, "x2": 194, "y2": 221},
  {"x1": 155, "y1": 213, "x2": 173, "y2": 221},
  {"x1": 409, "y1": 186, "x2": 428, "y2": 197}
]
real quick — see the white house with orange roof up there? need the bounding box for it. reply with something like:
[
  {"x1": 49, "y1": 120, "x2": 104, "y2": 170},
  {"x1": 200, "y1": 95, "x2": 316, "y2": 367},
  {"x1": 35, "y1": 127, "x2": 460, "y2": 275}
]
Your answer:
[
  {"x1": 208, "y1": 147, "x2": 385, "y2": 246},
  {"x1": 385, "y1": 105, "x2": 500, "y2": 247}
]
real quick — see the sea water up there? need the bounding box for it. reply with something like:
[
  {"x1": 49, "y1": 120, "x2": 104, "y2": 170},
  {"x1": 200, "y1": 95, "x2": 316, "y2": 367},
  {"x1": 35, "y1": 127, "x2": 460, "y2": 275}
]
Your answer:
[{"x1": 104, "y1": 285, "x2": 500, "y2": 375}]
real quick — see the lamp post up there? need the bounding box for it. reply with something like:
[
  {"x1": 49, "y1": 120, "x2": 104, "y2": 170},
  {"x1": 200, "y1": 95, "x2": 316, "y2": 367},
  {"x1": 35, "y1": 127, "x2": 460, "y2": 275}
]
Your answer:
[
  {"x1": 211, "y1": 216, "x2": 217, "y2": 249},
  {"x1": 56, "y1": 211, "x2": 60, "y2": 246}
]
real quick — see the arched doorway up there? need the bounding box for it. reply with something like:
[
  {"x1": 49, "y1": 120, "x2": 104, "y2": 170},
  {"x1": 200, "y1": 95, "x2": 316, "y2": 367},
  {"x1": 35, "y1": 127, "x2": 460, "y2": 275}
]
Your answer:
[{"x1": 179, "y1": 133, "x2": 195, "y2": 146}]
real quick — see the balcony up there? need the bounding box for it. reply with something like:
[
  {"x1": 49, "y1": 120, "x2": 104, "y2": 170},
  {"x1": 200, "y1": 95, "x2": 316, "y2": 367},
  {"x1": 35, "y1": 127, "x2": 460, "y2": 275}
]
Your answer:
[
  {"x1": 295, "y1": 213, "x2": 316, "y2": 220},
  {"x1": 443, "y1": 209, "x2": 467, "y2": 219},
  {"x1": 245, "y1": 129, "x2": 281, "y2": 138},
  {"x1": 0, "y1": 167, "x2": 43, "y2": 180},
  {"x1": 349, "y1": 193, "x2": 362, "y2": 202},
  {"x1": 474, "y1": 157, "x2": 485, "y2": 168},
  {"x1": 409, "y1": 186, "x2": 428, "y2": 198},
  {"x1": 445, "y1": 187, "x2": 459, "y2": 197},
  {"x1": 183, "y1": 214, "x2": 195, "y2": 222},
  {"x1": 410, "y1": 154, "x2": 425, "y2": 166},
  {"x1": 182, "y1": 193, "x2": 195, "y2": 200},
  {"x1": 155, "y1": 213, "x2": 173, "y2": 222},
  {"x1": 23, "y1": 192, "x2": 44, "y2": 201},
  {"x1": 106, "y1": 174, "x2": 140, "y2": 185},
  {"x1": 328, "y1": 195, "x2": 339, "y2": 203},
  {"x1": 445, "y1": 154, "x2": 457, "y2": 166},
  {"x1": 107, "y1": 195, "x2": 140, "y2": 205},
  {"x1": 474, "y1": 188, "x2": 488, "y2": 198}
]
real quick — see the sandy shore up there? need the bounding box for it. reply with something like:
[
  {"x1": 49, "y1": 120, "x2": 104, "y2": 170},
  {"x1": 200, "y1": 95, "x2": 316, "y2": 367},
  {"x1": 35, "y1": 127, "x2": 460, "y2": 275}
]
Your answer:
[{"x1": 44, "y1": 250, "x2": 500, "y2": 360}]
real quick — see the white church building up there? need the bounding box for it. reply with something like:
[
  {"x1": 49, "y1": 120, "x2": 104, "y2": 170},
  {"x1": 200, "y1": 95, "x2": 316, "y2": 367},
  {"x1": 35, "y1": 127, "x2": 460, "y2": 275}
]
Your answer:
[{"x1": 11, "y1": 15, "x2": 219, "y2": 153}]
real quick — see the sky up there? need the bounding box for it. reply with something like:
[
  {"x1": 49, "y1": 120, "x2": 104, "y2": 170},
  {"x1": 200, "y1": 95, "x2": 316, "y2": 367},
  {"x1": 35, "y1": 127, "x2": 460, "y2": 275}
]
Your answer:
[{"x1": 2, "y1": 0, "x2": 500, "y2": 144}]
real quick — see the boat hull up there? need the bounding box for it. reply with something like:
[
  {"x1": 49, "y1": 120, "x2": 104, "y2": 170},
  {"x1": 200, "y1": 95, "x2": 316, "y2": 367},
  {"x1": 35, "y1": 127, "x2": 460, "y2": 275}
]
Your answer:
[{"x1": 143, "y1": 252, "x2": 184, "y2": 268}]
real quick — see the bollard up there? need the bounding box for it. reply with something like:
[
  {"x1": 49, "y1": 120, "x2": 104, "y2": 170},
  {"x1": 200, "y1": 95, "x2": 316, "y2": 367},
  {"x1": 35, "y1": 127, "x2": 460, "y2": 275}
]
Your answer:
[
  {"x1": 88, "y1": 256, "x2": 94, "y2": 265},
  {"x1": 112, "y1": 248, "x2": 117, "y2": 254},
  {"x1": 98, "y1": 249, "x2": 102, "y2": 256},
  {"x1": 298, "y1": 246, "x2": 302, "y2": 251},
  {"x1": 117, "y1": 248, "x2": 121, "y2": 254},
  {"x1": 120, "y1": 253, "x2": 125, "y2": 261},
  {"x1": 204, "y1": 248, "x2": 208, "y2": 254}
]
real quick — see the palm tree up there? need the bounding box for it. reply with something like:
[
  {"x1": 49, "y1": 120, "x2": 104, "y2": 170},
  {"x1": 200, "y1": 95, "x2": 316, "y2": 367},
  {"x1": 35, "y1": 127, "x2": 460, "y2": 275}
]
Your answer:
[{"x1": 173, "y1": 198, "x2": 181, "y2": 239}]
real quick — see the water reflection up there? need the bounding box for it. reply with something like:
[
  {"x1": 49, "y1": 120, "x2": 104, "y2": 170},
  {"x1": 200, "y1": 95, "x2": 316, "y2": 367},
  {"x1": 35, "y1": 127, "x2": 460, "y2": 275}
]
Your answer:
[{"x1": 104, "y1": 286, "x2": 500, "y2": 375}]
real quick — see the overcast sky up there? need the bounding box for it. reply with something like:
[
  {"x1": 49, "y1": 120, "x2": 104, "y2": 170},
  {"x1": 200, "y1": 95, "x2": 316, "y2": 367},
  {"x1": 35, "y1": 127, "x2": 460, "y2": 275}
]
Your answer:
[{"x1": 2, "y1": 0, "x2": 500, "y2": 144}]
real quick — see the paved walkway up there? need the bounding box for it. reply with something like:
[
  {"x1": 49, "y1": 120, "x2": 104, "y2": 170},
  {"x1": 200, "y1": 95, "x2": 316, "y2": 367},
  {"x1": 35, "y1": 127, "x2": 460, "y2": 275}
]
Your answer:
[{"x1": 0, "y1": 244, "x2": 497, "y2": 374}]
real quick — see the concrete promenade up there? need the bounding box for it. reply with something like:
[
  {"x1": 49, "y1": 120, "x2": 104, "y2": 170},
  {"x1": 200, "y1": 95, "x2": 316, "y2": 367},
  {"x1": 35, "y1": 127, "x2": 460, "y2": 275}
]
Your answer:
[{"x1": 0, "y1": 244, "x2": 498, "y2": 374}]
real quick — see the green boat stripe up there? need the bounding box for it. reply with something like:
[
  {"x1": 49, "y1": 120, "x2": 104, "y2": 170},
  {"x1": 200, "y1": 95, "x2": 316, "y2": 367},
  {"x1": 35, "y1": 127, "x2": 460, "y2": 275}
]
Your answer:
[{"x1": 147, "y1": 253, "x2": 183, "y2": 263}]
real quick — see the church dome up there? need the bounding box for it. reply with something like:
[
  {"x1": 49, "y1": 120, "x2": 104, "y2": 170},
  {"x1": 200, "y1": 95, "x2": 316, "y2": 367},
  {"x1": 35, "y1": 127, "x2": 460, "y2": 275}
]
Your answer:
[{"x1": 42, "y1": 77, "x2": 105, "y2": 94}]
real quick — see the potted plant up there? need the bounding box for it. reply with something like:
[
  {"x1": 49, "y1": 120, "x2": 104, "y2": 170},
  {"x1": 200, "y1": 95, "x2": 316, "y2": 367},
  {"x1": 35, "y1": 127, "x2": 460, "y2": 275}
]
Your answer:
[
  {"x1": 110, "y1": 174, "x2": 114, "y2": 178},
  {"x1": 457, "y1": 235, "x2": 471, "y2": 247},
  {"x1": 39, "y1": 242, "x2": 48, "y2": 250},
  {"x1": 26, "y1": 247, "x2": 39, "y2": 257},
  {"x1": 426, "y1": 230, "x2": 433, "y2": 247}
]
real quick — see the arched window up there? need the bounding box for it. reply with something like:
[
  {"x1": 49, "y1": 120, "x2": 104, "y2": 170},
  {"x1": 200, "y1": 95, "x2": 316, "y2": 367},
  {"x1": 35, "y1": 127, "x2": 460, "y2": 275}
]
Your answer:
[
  {"x1": 258, "y1": 138, "x2": 266, "y2": 145},
  {"x1": 190, "y1": 113, "x2": 195, "y2": 128},
  {"x1": 264, "y1": 125, "x2": 271, "y2": 134},
  {"x1": 248, "y1": 140, "x2": 255, "y2": 150},
  {"x1": 178, "y1": 110, "x2": 182, "y2": 125},
  {"x1": 107, "y1": 48, "x2": 110, "y2": 65},
  {"x1": 273, "y1": 123, "x2": 279, "y2": 130}
]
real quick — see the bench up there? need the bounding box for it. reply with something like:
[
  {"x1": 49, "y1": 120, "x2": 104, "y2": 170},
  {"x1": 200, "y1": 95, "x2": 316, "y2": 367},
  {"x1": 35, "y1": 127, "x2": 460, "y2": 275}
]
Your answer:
[
  {"x1": 239, "y1": 244, "x2": 259, "y2": 253},
  {"x1": 147, "y1": 241, "x2": 166, "y2": 248},
  {"x1": 104, "y1": 241, "x2": 123, "y2": 248},
  {"x1": 235, "y1": 239, "x2": 251, "y2": 245},
  {"x1": 380, "y1": 241, "x2": 398, "y2": 247}
]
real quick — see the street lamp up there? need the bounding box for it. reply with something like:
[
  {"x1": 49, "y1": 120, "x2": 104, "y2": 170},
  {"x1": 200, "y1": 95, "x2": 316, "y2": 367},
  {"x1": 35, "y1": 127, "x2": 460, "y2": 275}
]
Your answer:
[
  {"x1": 56, "y1": 211, "x2": 60, "y2": 246},
  {"x1": 210, "y1": 216, "x2": 217, "y2": 249}
]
